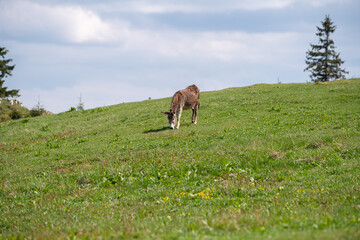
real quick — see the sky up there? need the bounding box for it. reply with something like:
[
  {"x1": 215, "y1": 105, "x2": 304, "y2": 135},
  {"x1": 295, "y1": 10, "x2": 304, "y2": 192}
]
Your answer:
[{"x1": 1, "y1": 0, "x2": 359, "y2": 113}]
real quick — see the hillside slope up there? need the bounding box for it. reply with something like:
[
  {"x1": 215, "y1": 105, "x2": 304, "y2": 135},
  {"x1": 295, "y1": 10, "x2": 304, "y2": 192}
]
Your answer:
[{"x1": 1, "y1": 79, "x2": 360, "y2": 239}]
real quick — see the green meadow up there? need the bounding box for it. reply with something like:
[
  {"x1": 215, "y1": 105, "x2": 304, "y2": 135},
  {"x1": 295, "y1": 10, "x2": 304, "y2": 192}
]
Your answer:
[{"x1": 1, "y1": 79, "x2": 359, "y2": 239}]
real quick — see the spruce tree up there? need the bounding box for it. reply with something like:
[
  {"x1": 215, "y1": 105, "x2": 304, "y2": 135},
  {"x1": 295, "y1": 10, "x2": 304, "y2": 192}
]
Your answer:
[
  {"x1": 0, "y1": 47, "x2": 19, "y2": 98},
  {"x1": 304, "y1": 15, "x2": 348, "y2": 83},
  {"x1": 77, "y1": 94, "x2": 85, "y2": 111}
]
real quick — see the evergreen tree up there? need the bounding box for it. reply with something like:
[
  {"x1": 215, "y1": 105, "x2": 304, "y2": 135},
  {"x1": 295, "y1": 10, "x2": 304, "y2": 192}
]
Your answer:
[
  {"x1": 304, "y1": 15, "x2": 348, "y2": 83},
  {"x1": 77, "y1": 94, "x2": 85, "y2": 111},
  {"x1": 0, "y1": 47, "x2": 19, "y2": 98},
  {"x1": 30, "y1": 96, "x2": 47, "y2": 117}
]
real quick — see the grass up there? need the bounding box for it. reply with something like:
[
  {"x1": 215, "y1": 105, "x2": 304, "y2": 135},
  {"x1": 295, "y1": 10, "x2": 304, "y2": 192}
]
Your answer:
[{"x1": 1, "y1": 79, "x2": 360, "y2": 239}]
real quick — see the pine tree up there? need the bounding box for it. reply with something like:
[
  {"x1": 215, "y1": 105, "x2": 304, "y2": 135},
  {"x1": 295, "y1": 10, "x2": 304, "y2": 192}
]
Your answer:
[
  {"x1": 0, "y1": 47, "x2": 19, "y2": 99},
  {"x1": 30, "y1": 96, "x2": 46, "y2": 117},
  {"x1": 77, "y1": 94, "x2": 85, "y2": 111},
  {"x1": 304, "y1": 15, "x2": 348, "y2": 83}
]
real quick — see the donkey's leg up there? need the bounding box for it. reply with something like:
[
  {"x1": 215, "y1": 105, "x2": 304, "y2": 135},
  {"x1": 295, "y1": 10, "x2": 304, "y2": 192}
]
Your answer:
[
  {"x1": 192, "y1": 108, "x2": 195, "y2": 123},
  {"x1": 176, "y1": 108, "x2": 183, "y2": 129},
  {"x1": 193, "y1": 104, "x2": 198, "y2": 124}
]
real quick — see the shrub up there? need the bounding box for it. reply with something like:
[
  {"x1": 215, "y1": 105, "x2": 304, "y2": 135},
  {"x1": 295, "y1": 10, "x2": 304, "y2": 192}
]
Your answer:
[
  {"x1": 30, "y1": 106, "x2": 47, "y2": 117},
  {"x1": 0, "y1": 99, "x2": 30, "y2": 122}
]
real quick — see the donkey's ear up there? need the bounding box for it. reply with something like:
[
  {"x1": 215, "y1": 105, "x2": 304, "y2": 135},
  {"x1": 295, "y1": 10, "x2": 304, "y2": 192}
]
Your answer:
[{"x1": 161, "y1": 111, "x2": 170, "y2": 115}]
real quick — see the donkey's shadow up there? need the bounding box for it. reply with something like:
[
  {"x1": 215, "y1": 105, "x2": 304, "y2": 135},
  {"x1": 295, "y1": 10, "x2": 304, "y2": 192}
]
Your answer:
[{"x1": 143, "y1": 126, "x2": 169, "y2": 133}]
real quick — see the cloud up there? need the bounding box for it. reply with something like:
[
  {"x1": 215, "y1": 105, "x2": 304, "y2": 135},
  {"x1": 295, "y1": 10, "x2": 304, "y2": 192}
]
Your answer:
[
  {"x1": 92, "y1": 0, "x2": 352, "y2": 13},
  {"x1": 0, "y1": 0, "x2": 116, "y2": 43},
  {"x1": 0, "y1": 0, "x2": 351, "y2": 46},
  {"x1": 116, "y1": 29, "x2": 306, "y2": 65},
  {"x1": 303, "y1": 0, "x2": 352, "y2": 7}
]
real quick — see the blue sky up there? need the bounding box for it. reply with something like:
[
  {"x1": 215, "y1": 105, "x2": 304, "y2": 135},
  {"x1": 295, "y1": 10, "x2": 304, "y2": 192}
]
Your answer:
[{"x1": 1, "y1": 0, "x2": 359, "y2": 113}]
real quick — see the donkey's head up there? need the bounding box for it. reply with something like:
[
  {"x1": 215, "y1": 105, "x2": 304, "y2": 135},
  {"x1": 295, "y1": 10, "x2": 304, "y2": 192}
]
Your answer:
[{"x1": 162, "y1": 111, "x2": 176, "y2": 129}]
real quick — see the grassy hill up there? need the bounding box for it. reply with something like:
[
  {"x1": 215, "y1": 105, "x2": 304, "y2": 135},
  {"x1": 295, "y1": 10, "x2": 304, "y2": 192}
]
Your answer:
[{"x1": 1, "y1": 79, "x2": 359, "y2": 239}]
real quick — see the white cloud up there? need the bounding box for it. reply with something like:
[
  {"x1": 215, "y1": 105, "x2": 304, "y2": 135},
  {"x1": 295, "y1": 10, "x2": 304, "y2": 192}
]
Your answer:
[
  {"x1": 93, "y1": 0, "x2": 352, "y2": 13},
  {"x1": 116, "y1": 29, "x2": 306, "y2": 64},
  {"x1": 0, "y1": 0, "x2": 116, "y2": 43},
  {"x1": 303, "y1": 0, "x2": 352, "y2": 7},
  {"x1": 0, "y1": 0, "x2": 349, "y2": 48},
  {"x1": 59, "y1": 7, "x2": 115, "y2": 43}
]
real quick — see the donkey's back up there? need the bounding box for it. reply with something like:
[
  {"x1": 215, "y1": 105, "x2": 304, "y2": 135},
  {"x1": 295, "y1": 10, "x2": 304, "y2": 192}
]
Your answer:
[{"x1": 178, "y1": 84, "x2": 200, "y2": 109}]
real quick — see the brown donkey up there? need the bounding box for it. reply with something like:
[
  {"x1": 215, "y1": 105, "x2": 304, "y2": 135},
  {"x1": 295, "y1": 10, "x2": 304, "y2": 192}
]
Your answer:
[{"x1": 162, "y1": 84, "x2": 200, "y2": 129}]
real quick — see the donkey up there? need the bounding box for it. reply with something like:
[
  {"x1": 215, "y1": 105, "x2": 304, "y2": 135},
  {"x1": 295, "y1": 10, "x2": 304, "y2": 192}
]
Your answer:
[{"x1": 162, "y1": 84, "x2": 200, "y2": 129}]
